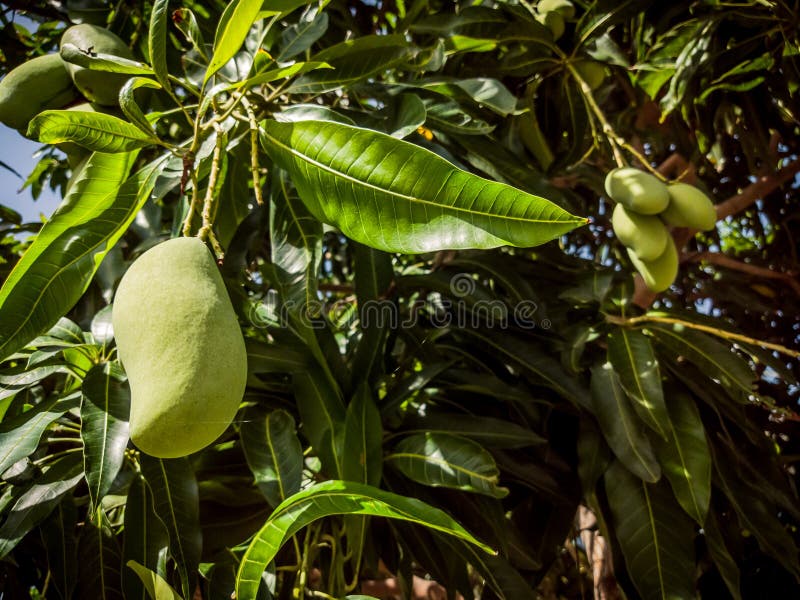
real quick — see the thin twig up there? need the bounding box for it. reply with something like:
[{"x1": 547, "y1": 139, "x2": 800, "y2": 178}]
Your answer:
[{"x1": 241, "y1": 96, "x2": 265, "y2": 205}]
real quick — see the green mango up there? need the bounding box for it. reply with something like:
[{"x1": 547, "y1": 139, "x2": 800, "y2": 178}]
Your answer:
[
  {"x1": 112, "y1": 237, "x2": 247, "y2": 458},
  {"x1": 59, "y1": 24, "x2": 134, "y2": 106},
  {"x1": 574, "y1": 59, "x2": 606, "y2": 91},
  {"x1": 538, "y1": 0, "x2": 575, "y2": 19},
  {"x1": 0, "y1": 54, "x2": 78, "y2": 130},
  {"x1": 604, "y1": 167, "x2": 670, "y2": 215},
  {"x1": 661, "y1": 182, "x2": 717, "y2": 231},
  {"x1": 627, "y1": 237, "x2": 679, "y2": 293},
  {"x1": 536, "y1": 10, "x2": 565, "y2": 40},
  {"x1": 612, "y1": 204, "x2": 669, "y2": 261}
]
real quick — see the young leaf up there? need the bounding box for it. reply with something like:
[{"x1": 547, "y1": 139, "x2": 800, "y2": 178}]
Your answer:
[
  {"x1": 81, "y1": 362, "x2": 130, "y2": 509},
  {"x1": 122, "y1": 475, "x2": 170, "y2": 600},
  {"x1": 235, "y1": 480, "x2": 495, "y2": 600},
  {"x1": 386, "y1": 432, "x2": 508, "y2": 498},
  {"x1": 140, "y1": 456, "x2": 201, "y2": 599},
  {"x1": 590, "y1": 363, "x2": 661, "y2": 483},
  {"x1": 607, "y1": 329, "x2": 670, "y2": 439},
  {"x1": 206, "y1": 0, "x2": 263, "y2": 85},
  {"x1": 604, "y1": 460, "x2": 695, "y2": 600},
  {"x1": 260, "y1": 119, "x2": 586, "y2": 253},
  {"x1": 126, "y1": 560, "x2": 183, "y2": 600},
  {"x1": 240, "y1": 408, "x2": 303, "y2": 507},
  {"x1": 0, "y1": 152, "x2": 166, "y2": 360},
  {"x1": 28, "y1": 111, "x2": 157, "y2": 153}
]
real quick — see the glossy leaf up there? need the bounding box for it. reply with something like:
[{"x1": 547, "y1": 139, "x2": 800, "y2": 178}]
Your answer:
[
  {"x1": 703, "y1": 509, "x2": 742, "y2": 600},
  {"x1": 236, "y1": 480, "x2": 494, "y2": 600},
  {"x1": 149, "y1": 0, "x2": 173, "y2": 92},
  {"x1": 240, "y1": 408, "x2": 303, "y2": 507},
  {"x1": 261, "y1": 119, "x2": 585, "y2": 253},
  {"x1": 342, "y1": 385, "x2": 383, "y2": 486},
  {"x1": 652, "y1": 391, "x2": 711, "y2": 524},
  {"x1": 245, "y1": 337, "x2": 309, "y2": 374},
  {"x1": 120, "y1": 77, "x2": 162, "y2": 137},
  {"x1": 422, "y1": 78, "x2": 517, "y2": 116},
  {"x1": 0, "y1": 394, "x2": 79, "y2": 474},
  {"x1": 126, "y1": 561, "x2": 183, "y2": 600},
  {"x1": 292, "y1": 370, "x2": 345, "y2": 477},
  {"x1": 277, "y1": 7, "x2": 329, "y2": 61},
  {"x1": 40, "y1": 499, "x2": 78, "y2": 600},
  {"x1": 60, "y1": 43, "x2": 153, "y2": 74},
  {"x1": 401, "y1": 413, "x2": 545, "y2": 449},
  {"x1": 0, "y1": 152, "x2": 165, "y2": 360},
  {"x1": 386, "y1": 432, "x2": 508, "y2": 498},
  {"x1": 140, "y1": 456, "x2": 201, "y2": 599},
  {"x1": 122, "y1": 474, "x2": 170, "y2": 600},
  {"x1": 590, "y1": 363, "x2": 660, "y2": 483},
  {"x1": 206, "y1": 0, "x2": 263, "y2": 84},
  {"x1": 605, "y1": 460, "x2": 695, "y2": 600},
  {"x1": 81, "y1": 362, "x2": 130, "y2": 509},
  {"x1": 28, "y1": 111, "x2": 156, "y2": 153},
  {"x1": 607, "y1": 329, "x2": 670, "y2": 439},
  {"x1": 76, "y1": 507, "x2": 124, "y2": 600},
  {"x1": 0, "y1": 454, "x2": 83, "y2": 557}
]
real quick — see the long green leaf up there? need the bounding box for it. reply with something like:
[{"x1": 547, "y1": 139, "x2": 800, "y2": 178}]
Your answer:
[
  {"x1": 652, "y1": 391, "x2": 711, "y2": 524},
  {"x1": 401, "y1": 413, "x2": 545, "y2": 449},
  {"x1": 590, "y1": 363, "x2": 660, "y2": 482},
  {"x1": 149, "y1": 0, "x2": 172, "y2": 92},
  {"x1": 386, "y1": 432, "x2": 508, "y2": 498},
  {"x1": 260, "y1": 119, "x2": 586, "y2": 253},
  {"x1": 81, "y1": 362, "x2": 130, "y2": 509},
  {"x1": 28, "y1": 111, "x2": 156, "y2": 153},
  {"x1": 235, "y1": 480, "x2": 495, "y2": 600},
  {"x1": 604, "y1": 460, "x2": 695, "y2": 600},
  {"x1": 0, "y1": 394, "x2": 79, "y2": 473},
  {"x1": 40, "y1": 499, "x2": 78, "y2": 600},
  {"x1": 607, "y1": 329, "x2": 670, "y2": 439},
  {"x1": 60, "y1": 43, "x2": 154, "y2": 74},
  {"x1": 140, "y1": 456, "x2": 201, "y2": 599},
  {"x1": 703, "y1": 509, "x2": 742, "y2": 600},
  {"x1": 126, "y1": 561, "x2": 183, "y2": 600},
  {"x1": 342, "y1": 385, "x2": 383, "y2": 487},
  {"x1": 291, "y1": 370, "x2": 345, "y2": 477},
  {"x1": 0, "y1": 152, "x2": 164, "y2": 360},
  {"x1": 76, "y1": 507, "x2": 124, "y2": 600},
  {"x1": 206, "y1": 0, "x2": 263, "y2": 85},
  {"x1": 0, "y1": 454, "x2": 83, "y2": 558},
  {"x1": 240, "y1": 408, "x2": 303, "y2": 507},
  {"x1": 122, "y1": 475, "x2": 170, "y2": 600},
  {"x1": 277, "y1": 7, "x2": 329, "y2": 61}
]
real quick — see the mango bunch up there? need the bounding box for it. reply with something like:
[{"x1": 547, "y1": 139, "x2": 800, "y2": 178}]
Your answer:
[
  {"x1": 0, "y1": 24, "x2": 131, "y2": 131},
  {"x1": 606, "y1": 167, "x2": 717, "y2": 292}
]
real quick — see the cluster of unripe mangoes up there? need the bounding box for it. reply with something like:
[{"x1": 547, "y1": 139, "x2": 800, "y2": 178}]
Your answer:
[
  {"x1": 606, "y1": 167, "x2": 717, "y2": 292},
  {"x1": 0, "y1": 24, "x2": 132, "y2": 131}
]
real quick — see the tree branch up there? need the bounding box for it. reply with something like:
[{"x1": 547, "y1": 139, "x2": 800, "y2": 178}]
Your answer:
[
  {"x1": 1, "y1": 1, "x2": 70, "y2": 23},
  {"x1": 688, "y1": 251, "x2": 800, "y2": 296}
]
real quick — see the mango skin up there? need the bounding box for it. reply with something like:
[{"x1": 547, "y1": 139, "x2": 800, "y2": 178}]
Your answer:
[
  {"x1": 575, "y1": 59, "x2": 606, "y2": 90},
  {"x1": 612, "y1": 204, "x2": 669, "y2": 261},
  {"x1": 112, "y1": 237, "x2": 247, "y2": 458},
  {"x1": 0, "y1": 54, "x2": 78, "y2": 130},
  {"x1": 661, "y1": 182, "x2": 717, "y2": 231},
  {"x1": 604, "y1": 167, "x2": 670, "y2": 215},
  {"x1": 628, "y1": 237, "x2": 678, "y2": 293},
  {"x1": 60, "y1": 24, "x2": 133, "y2": 106}
]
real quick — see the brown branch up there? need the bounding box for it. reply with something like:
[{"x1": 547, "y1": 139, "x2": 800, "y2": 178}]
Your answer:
[
  {"x1": 688, "y1": 251, "x2": 800, "y2": 296},
  {"x1": 1, "y1": 0, "x2": 69, "y2": 23}
]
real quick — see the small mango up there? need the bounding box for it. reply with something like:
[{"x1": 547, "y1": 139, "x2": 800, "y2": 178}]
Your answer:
[
  {"x1": 574, "y1": 59, "x2": 606, "y2": 91},
  {"x1": 112, "y1": 237, "x2": 247, "y2": 458},
  {"x1": 538, "y1": 0, "x2": 575, "y2": 19},
  {"x1": 627, "y1": 237, "x2": 679, "y2": 293},
  {"x1": 612, "y1": 204, "x2": 669, "y2": 261},
  {"x1": 604, "y1": 167, "x2": 669, "y2": 215},
  {"x1": 60, "y1": 24, "x2": 134, "y2": 106},
  {"x1": 661, "y1": 182, "x2": 717, "y2": 231},
  {"x1": 0, "y1": 54, "x2": 78, "y2": 131}
]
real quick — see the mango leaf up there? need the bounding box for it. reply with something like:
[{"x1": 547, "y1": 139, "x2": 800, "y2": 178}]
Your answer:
[
  {"x1": 604, "y1": 460, "x2": 695, "y2": 600},
  {"x1": 0, "y1": 151, "x2": 166, "y2": 360},
  {"x1": 60, "y1": 43, "x2": 154, "y2": 74},
  {"x1": 149, "y1": 0, "x2": 173, "y2": 92},
  {"x1": 400, "y1": 413, "x2": 545, "y2": 449},
  {"x1": 140, "y1": 456, "x2": 201, "y2": 599},
  {"x1": 120, "y1": 77, "x2": 163, "y2": 138},
  {"x1": 76, "y1": 507, "x2": 124, "y2": 600},
  {"x1": 206, "y1": 0, "x2": 263, "y2": 84},
  {"x1": 607, "y1": 329, "x2": 670, "y2": 439},
  {"x1": 0, "y1": 454, "x2": 83, "y2": 558},
  {"x1": 122, "y1": 475, "x2": 170, "y2": 600},
  {"x1": 81, "y1": 362, "x2": 130, "y2": 509},
  {"x1": 277, "y1": 7, "x2": 329, "y2": 61},
  {"x1": 703, "y1": 509, "x2": 742, "y2": 600},
  {"x1": 590, "y1": 363, "x2": 660, "y2": 483},
  {"x1": 652, "y1": 391, "x2": 711, "y2": 525},
  {"x1": 288, "y1": 35, "x2": 415, "y2": 94},
  {"x1": 245, "y1": 337, "x2": 309, "y2": 374},
  {"x1": 650, "y1": 325, "x2": 756, "y2": 395},
  {"x1": 240, "y1": 408, "x2": 303, "y2": 507},
  {"x1": 291, "y1": 367, "x2": 345, "y2": 477},
  {"x1": 28, "y1": 111, "x2": 157, "y2": 153},
  {"x1": 342, "y1": 385, "x2": 383, "y2": 487},
  {"x1": 386, "y1": 432, "x2": 508, "y2": 498},
  {"x1": 40, "y1": 499, "x2": 78, "y2": 600},
  {"x1": 0, "y1": 394, "x2": 80, "y2": 475},
  {"x1": 421, "y1": 77, "x2": 517, "y2": 116},
  {"x1": 235, "y1": 480, "x2": 495, "y2": 600},
  {"x1": 261, "y1": 120, "x2": 585, "y2": 253},
  {"x1": 126, "y1": 561, "x2": 183, "y2": 600}
]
